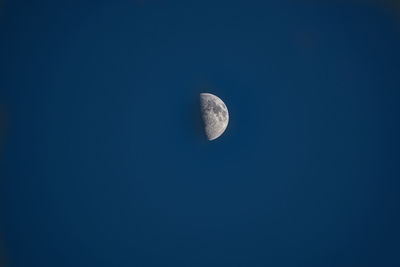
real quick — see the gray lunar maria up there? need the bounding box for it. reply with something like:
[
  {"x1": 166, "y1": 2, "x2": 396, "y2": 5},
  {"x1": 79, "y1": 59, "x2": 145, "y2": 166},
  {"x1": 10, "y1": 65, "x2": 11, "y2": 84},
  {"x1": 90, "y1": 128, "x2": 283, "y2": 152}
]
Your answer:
[{"x1": 200, "y1": 93, "x2": 229, "y2": 141}]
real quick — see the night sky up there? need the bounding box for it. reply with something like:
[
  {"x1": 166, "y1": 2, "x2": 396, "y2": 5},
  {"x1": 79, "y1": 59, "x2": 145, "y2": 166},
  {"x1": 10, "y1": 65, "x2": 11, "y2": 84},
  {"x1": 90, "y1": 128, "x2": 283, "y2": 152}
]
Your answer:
[{"x1": 1, "y1": 1, "x2": 400, "y2": 266}]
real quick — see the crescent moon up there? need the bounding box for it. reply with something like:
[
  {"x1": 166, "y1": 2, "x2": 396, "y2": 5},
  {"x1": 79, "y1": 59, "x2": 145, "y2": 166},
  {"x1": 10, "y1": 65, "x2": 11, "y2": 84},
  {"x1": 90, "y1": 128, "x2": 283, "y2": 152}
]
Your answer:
[{"x1": 200, "y1": 93, "x2": 229, "y2": 141}]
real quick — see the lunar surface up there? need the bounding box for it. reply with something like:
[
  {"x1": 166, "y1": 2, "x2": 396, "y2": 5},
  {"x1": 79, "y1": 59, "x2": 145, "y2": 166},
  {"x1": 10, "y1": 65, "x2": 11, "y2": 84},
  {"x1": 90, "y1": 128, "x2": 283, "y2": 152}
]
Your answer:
[{"x1": 200, "y1": 93, "x2": 229, "y2": 141}]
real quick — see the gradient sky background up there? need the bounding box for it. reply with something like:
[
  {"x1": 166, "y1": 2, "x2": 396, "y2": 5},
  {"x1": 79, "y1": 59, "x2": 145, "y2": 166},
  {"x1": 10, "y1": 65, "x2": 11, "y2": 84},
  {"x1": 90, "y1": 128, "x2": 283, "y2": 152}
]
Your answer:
[{"x1": 1, "y1": 1, "x2": 400, "y2": 266}]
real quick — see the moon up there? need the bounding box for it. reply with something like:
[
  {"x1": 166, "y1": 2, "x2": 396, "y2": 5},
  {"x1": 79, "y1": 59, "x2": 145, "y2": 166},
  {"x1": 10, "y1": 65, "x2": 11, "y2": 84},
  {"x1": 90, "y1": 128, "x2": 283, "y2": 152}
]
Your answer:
[{"x1": 200, "y1": 93, "x2": 229, "y2": 141}]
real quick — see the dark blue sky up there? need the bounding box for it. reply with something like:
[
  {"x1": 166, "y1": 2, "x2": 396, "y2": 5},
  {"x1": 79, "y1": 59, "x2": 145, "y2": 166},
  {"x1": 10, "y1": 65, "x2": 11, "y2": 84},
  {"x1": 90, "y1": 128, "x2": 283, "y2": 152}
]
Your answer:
[{"x1": 1, "y1": 1, "x2": 400, "y2": 266}]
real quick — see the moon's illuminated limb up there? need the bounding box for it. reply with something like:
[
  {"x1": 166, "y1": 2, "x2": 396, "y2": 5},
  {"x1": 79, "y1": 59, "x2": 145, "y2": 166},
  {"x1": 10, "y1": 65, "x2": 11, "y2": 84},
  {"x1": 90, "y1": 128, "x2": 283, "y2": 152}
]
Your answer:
[{"x1": 200, "y1": 93, "x2": 229, "y2": 141}]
